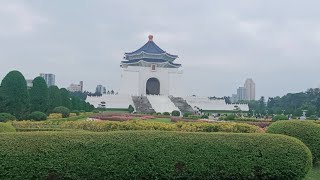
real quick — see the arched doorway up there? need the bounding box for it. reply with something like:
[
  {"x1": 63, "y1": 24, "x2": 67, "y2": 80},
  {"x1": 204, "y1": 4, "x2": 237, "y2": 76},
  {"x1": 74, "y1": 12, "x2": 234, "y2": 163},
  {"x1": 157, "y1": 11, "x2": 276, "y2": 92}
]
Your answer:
[{"x1": 146, "y1": 78, "x2": 160, "y2": 95}]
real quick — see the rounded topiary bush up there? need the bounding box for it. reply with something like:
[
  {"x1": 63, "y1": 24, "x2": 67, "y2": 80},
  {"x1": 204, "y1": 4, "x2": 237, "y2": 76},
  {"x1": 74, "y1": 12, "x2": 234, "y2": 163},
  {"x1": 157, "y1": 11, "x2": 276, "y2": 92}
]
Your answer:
[
  {"x1": 267, "y1": 120, "x2": 320, "y2": 163},
  {"x1": 0, "y1": 113, "x2": 16, "y2": 122},
  {"x1": 171, "y1": 110, "x2": 180, "y2": 117},
  {"x1": 163, "y1": 112, "x2": 170, "y2": 116},
  {"x1": 27, "y1": 111, "x2": 47, "y2": 121},
  {"x1": 52, "y1": 106, "x2": 70, "y2": 118},
  {"x1": 0, "y1": 131, "x2": 312, "y2": 179},
  {"x1": 0, "y1": 123, "x2": 16, "y2": 132}
]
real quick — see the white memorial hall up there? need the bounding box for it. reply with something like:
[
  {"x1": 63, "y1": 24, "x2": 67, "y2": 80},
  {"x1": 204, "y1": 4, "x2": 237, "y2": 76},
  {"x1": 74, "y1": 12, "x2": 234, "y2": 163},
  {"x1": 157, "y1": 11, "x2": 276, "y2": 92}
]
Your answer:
[{"x1": 87, "y1": 35, "x2": 248, "y2": 114}]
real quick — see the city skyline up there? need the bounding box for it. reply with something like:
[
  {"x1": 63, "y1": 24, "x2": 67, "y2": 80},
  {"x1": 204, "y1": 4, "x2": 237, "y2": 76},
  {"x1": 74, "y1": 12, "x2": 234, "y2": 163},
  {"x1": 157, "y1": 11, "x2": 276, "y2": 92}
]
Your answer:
[{"x1": 1, "y1": 1, "x2": 320, "y2": 98}]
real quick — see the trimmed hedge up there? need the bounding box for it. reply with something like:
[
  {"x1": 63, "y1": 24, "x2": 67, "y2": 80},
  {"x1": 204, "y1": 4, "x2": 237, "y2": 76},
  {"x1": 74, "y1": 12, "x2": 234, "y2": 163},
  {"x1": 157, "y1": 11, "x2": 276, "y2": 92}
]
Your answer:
[
  {"x1": 267, "y1": 120, "x2": 320, "y2": 163},
  {"x1": 0, "y1": 113, "x2": 16, "y2": 122},
  {"x1": 59, "y1": 120, "x2": 261, "y2": 133},
  {"x1": 0, "y1": 123, "x2": 16, "y2": 132},
  {"x1": 0, "y1": 131, "x2": 312, "y2": 179}
]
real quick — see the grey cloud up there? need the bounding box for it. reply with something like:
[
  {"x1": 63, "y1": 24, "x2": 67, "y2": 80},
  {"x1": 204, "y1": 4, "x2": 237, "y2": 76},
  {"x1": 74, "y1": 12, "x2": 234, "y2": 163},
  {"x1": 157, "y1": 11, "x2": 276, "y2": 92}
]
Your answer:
[{"x1": 0, "y1": 0, "x2": 320, "y2": 98}]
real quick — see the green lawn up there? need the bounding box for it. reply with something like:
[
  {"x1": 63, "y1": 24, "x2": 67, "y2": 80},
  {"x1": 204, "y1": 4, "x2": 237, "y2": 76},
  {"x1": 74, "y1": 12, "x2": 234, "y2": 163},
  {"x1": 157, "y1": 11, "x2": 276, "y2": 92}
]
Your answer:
[{"x1": 305, "y1": 165, "x2": 320, "y2": 180}]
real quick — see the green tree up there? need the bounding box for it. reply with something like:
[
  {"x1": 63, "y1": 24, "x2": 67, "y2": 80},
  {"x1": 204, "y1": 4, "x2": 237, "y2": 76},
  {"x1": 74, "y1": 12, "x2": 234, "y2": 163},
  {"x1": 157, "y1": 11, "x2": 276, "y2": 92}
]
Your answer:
[
  {"x1": 48, "y1": 86, "x2": 61, "y2": 112},
  {"x1": 0, "y1": 71, "x2": 30, "y2": 119},
  {"x1": 71, "y1": 96, "x2": 81, "y2": 111},
  {"x1": 60, "y1": 88, "x2": 72, "y2": 109},
  {"x1": 29, "y1": 77, "x2": 48, "y2": 112}
]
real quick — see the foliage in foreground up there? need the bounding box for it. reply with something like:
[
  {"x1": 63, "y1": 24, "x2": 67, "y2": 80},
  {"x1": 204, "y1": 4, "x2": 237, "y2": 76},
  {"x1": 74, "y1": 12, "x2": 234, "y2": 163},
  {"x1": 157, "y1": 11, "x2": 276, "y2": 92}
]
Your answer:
[
  {"x1": 0, "y1": 123, "x2": 16, "y2": 132},
  {"x1": 267, "y1": 120, "x2": 320, "y2": 163},
  {"x1": 0, "y1": 131, "x2": 312, "y2": 180}
]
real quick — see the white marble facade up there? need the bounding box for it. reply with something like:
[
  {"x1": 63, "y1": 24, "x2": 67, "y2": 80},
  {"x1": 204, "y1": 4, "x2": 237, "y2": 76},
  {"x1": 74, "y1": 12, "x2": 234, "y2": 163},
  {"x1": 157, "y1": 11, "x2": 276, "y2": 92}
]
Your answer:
[{"x1": 119, "y1": 65, "x2": 183, "y2": 96}]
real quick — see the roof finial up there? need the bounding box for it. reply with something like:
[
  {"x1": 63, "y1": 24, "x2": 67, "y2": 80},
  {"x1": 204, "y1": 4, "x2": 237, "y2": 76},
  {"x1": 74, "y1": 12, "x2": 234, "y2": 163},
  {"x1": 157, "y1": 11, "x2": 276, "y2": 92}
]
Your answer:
[{"x1": 148, "y1": 35, "x2": 153, "y2": 41}]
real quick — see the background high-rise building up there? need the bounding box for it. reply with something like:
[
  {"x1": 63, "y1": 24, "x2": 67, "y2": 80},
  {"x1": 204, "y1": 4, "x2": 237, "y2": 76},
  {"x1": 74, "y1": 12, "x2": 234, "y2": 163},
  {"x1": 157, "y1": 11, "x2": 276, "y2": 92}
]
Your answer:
[
  {"x1": 244, "y1": 78, "x2": 255, "y2": 101},
  {"x1": 230, "y1": 78, "x2": 256, "y2": 103},
  {"x1": 95, "y1": 85, "x2": 107, "y2": 95},
  {"x1": 237, "y1": 87, "x2": 247, "y2": 101},
  {"x1": 40, "y1": 73, "x2": 55, "y2": 87},
  {"x1": 26, "y1": 79, "x2": 33, "y2": 89},
  {"x1": 67, "y1": 81, "x2": 84, "y2": 92}
]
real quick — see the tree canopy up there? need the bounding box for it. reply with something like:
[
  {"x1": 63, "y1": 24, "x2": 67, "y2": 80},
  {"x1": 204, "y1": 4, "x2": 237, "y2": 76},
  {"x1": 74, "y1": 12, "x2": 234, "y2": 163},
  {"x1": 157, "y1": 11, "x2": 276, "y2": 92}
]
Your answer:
[
  {"x1": 0, "y1": 71, "x2": 30, "y2": 119},
  {"x1": 30, "y1": 77, "x2": 49, "y2": 112}
]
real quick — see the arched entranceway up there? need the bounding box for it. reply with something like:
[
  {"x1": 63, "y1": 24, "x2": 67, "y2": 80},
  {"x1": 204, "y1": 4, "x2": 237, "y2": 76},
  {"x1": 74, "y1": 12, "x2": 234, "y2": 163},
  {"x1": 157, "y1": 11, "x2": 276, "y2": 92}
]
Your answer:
[{"x1": 146, "y1": 78, "x2": 160, "y2": 95}]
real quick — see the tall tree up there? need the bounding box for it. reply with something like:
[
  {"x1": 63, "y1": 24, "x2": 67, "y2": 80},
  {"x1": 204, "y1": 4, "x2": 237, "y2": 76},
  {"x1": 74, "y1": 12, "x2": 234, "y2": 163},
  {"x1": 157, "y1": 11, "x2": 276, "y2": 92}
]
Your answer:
[
  {"x1": 1, "y1": 70, "x2": 30, "y2": 119},
  {"x1": 48, "y1": 86, "x2": 61, "y2": 112},
  {"x1": 29, "y1": 77, "x2": 49, "y2": 112},
  {"x1": 71, "y1": 96, "x2": 81, "y2": 111},
  {"x1": 60, "y1": 88, "x2": 72, "y2": 109}
]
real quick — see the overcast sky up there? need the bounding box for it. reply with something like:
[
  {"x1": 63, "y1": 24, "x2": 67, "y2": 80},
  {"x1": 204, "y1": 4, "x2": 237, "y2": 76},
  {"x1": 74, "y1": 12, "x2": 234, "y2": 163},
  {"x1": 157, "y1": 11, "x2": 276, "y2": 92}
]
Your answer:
[{"x1": 1, "y1": 0, "x2": 320, "y2": 98}]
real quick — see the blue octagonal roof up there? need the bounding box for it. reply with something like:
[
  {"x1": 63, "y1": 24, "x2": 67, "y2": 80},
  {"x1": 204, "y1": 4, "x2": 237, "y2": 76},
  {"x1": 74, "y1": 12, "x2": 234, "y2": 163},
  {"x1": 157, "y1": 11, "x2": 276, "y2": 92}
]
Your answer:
[{"x1": 124, "y1": 35, "x2": 178, "y2": 61}]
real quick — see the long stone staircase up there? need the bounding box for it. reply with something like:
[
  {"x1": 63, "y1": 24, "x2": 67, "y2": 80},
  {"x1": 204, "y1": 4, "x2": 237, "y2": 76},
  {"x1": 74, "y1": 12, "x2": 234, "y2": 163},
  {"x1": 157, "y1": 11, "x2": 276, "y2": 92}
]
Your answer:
[
  {"x1": 169, "y1": 96, "x2": 194, "y2": 114},
  {"x1": 147, "y1": 95, "x2": 180, "y2": 114},
  {"x1": 132, "y1": 96, "x2": 156, "y2": 114}
]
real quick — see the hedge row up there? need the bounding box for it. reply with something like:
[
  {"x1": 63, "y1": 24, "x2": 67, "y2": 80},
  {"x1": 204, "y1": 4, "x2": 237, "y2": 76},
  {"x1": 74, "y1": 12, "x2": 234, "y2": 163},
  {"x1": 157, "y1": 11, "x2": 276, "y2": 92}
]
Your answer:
[
  {"x1": 267, "y1": 120, "x2": 320, "y2": 163},
  {"x1": 0, "y1": 131, "x2": 312, "y2": 179},
  {"x1": 0, "y1": 123, "x2": 16, "y2": 132},
  {"x1": 58, "y1": 120, "x2": 261, "y2": 133}
]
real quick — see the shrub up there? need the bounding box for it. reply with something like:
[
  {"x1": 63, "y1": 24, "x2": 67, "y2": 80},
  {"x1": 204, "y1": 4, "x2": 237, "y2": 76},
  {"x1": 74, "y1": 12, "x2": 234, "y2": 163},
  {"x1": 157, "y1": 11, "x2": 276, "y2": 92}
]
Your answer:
[
  {"x1": 171, "y1": 110, "x2": 180, "y2": 117},
  {"x1": 201, "y1": 115, "x2": 209, "y2": 119},
  {"x1": 0, "y1": 131, "x2": 312, "y2": 179},
  {"x1": 60, "y1": 120, "x2": 261, "y2": 133},
  {"x1": 0, "y1": 123, "x2": 16, "y2": 132},
  {"x1": 52, "y1": 106, "x2": 70, "y2": 118},
  {"x1": 128, "y1": 105, "x2": 134, "y2": 113},
  {"x1": 225, "y1": 114, "x2": 236, "y2": 120},
  {"x1": 308, "y1": 115, "x2": 318, "y2": 120},
  {"x1": 69, "y1": 113, "x2": 77, "y2": 117},
  {"x1": 92, "y1": 110, "x2": 100, "y2": 113},
  {"x1": 183, "y1": 112, "x2": 192, "y2": 117},
  {"x1": 0, "y1": 113, "x2": 16, "y2": 122},
  {"x1": 48, "y1": 113, "x2": 63, "y2": 119},
  {"x1": 185, "y1": 115, "x2": 201, "y2": 120},
  {"x1": 27, "y1": 111, "x2": 47, "y2": 121},
  {"x1": 163, "y1": 112, "x2": 170, "y2": 116},
  {"x1": 71, "y1": 110, "x2": 80, "y2": 116},
  {"x1": 267, "y1": 120, "x2": 320, "y2": 164},
  {"x1": 272, "y1": 114, "x2": 288, "y2": 121}
]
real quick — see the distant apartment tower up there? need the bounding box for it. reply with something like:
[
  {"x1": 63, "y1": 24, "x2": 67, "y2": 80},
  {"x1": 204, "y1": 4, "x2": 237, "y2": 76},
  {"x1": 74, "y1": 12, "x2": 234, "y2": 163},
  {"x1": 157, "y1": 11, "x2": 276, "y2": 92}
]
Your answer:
[
  {"x1": 40, "y1": 73, "x2": 55, "y2": 87},
  {"x1": 95, "y1": 85, "x2": 106, "y2": 94},
  {"x1": 26, "y1": 79, "x2": 33, "y2": 89},
  {"x1": 67, "y1": 81, "x2": 84, "y2": 92},
  {"x1": 244, "y1": 78, "x2": 255, "y2": 101},
  {"x1": 237, "y1": 87, "x2": 247, "y2": 101}
]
